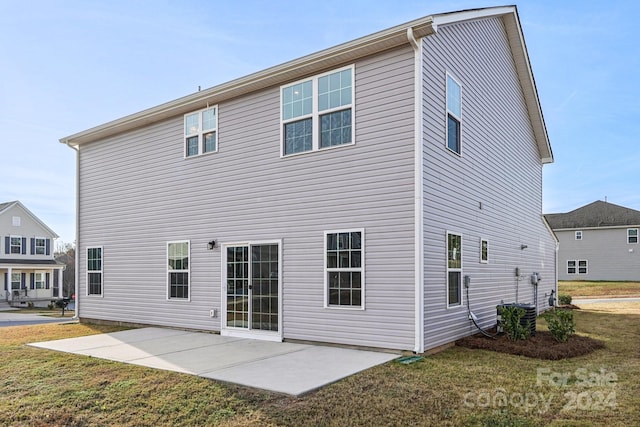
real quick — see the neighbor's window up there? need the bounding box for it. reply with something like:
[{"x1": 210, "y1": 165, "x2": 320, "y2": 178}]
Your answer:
[
  {"x1": 447, "y1": 232, "x2": 462, "y2": 306},
  {"x1": 168, "y1": 241, "x2": 190, "y2": 299},
  {"x1": 628, "y1": 228, "x2": 638, "y2": 244},
  {"x1": 575, "y1": 231, "x2": 582, "y2": 240},
  {"x1": 325, "y1": 230, "x2": 363, "y2": 308},
  {"x1": 446, "y1": 73, "x2": 462, "y2": 154},
  {"x1": 480, "y1": 239, "x2": 488, "y2": 263},
  {"x1": 282, "y1": 65, "x2": 354, "y2": 156},
  {"x1": 35, "y1": 272, "x2": 45, "y2": 289},
  {"x1": 184, "y1": 106, "x2": 218, "y2": 157},
  {"x1": 35, "y1": 238, "x2": 46, "y2": 255},
  {"x1": 87, "y1": 247, "x2": 103, "y2": 295},
  {"x1": 10, "y1": 236, "x2": 22, "y2": 254},
  {"x1": 567, "y1": 260, "x2": 587, "y2": 275},
  {"x1": 11, "y1": 272, "x2": 21, "y2": 290}
]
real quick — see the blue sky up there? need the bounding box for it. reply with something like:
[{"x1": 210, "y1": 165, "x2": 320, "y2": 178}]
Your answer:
[{"x1": 1, "y1": 0, "x2": 639, "y2": 245}]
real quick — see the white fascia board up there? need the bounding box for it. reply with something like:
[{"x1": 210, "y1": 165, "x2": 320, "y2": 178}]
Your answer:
[
  {"x1": 433, "y1": 5, "x2": 553, "y2": 164},
  {"x1": 60, "y1": 16, "x2": 435, "y2": 147}
]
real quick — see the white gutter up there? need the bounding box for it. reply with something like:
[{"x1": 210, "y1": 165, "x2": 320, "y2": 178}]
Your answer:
[
  {"x1": 407, "y1": 27, "x2": 425, "y2": 354},
  {"x1": 64, "y1": 141, "x2": 80, "y2": 321}
]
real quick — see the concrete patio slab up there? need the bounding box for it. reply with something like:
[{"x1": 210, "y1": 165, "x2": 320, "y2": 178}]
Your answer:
[{"x1": 29, "y1": 327, "x2": 399, "y2": 396}]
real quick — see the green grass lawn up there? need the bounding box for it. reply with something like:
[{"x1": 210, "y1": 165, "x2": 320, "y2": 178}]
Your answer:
[
  {"x1": 1, "y1": 303, "x2": 639, "y2": 426},
  {"x1": 559, "y1": 281, "x2": 640, "y2": 298}
]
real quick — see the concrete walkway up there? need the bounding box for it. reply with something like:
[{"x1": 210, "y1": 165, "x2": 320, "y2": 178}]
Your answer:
[{"x1": 29, "y1": 327, "x2": 399, "y2": 396}]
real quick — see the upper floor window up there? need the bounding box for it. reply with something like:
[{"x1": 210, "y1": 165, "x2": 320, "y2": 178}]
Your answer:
[
  {"x1": 10, "y1": 236, "x2": 22, "y2": 254},
  {"x1": 281, "y1": 65, "x2": 354, "y2": 156},
  {"x1": 628, "y1": 228, "x2": 638, "y2": 244},
  {"x1": 87, "y1": 247, "x2": 103, "y2": 296},
  {"x1": 35, "y1": 238, "x2": 46, "y2": 255},
  {"x1": 168, "y1": 241, "x2": 190, "y2": 300},
  {"x1": 446, "y1": 73, "x2": 462, "y2": 154},
  {"x1": 184, "y1": 106, "x2": 218, "y2": 157},
  {"x1": 575, "y1": 231, "x2": 582, "y2": 240}
]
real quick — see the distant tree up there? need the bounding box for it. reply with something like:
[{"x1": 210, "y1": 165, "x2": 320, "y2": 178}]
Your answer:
[{"x1": 55, "y1": 242, "x2": 75, "y2": 297}]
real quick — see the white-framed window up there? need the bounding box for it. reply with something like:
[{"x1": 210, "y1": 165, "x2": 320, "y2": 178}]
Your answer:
[
  {"x1": 168, "y1": 241, "x2": 190, "y2": 300},
  {"x1": 567, "y1": 260, "x2": 588, "y2": 275},
  {"x1": 575, "y1": 231, "x2": 582, "y2": 240},
  {"x1": 184, "y1": 106, "x2": 218, "y2": 157},
  {"x1": 325, "y1": 229, "x2": 364, "y2": 308},
  {"x1": 480, "y1": 238, "x2": 488, "y2": 263},
  {"x1": 87, "y1": 247, "x2": 103, "y2": 296},
  {"x1": 35, "y1": 237, "x2": 46, "y2": 255},
  {"x1": 12, "y1": 216, "x2": 20, "y2": 226},
  {"x1": 446, "y1": 73, "x2": 462, "y2": 154},
  {"x1": 447, "y1": 232, "x2": 462, "y2": 306},
  {"x1": 281, "y1": 65, "x2": 354, "y2": 156},
  {"x1": 628, "y1": 228, "x2": 638, "y2": 244},
  {"x1": 11, "y1": 272, "x2": 21, "y2": 290},
  {"x1": 35, "y1": 272, "x2": 45, "y2": 289},
  {"x1": 10, "y1": 236, "x2": 22, "y2": 254}
]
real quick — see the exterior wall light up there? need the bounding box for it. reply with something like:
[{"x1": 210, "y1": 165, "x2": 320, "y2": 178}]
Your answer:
[{"x1": 208, "y1": 240, "x2": 216, "y2": 250}]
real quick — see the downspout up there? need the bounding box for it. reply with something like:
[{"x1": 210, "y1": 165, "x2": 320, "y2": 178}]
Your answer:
[
  {"x1": 63, "y1": 140, "x2": 80, "y2": 321},
  {"x1": 408, "y1": 27, "x2": 425, "y2": 354}
]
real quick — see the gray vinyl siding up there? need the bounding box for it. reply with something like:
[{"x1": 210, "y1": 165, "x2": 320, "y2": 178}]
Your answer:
[
  {"x1": 0, "y1": 204, "x2": 56, "y2": 260},
  {"x1": 77, "y1": 46, "x2": 417, "y2": 350},
  {"x1": 556, "y1": 228, "x2": 640, "y2": 281},
  {"x1": 421, "y1": 17, "x2": 556, "y2": 350}
]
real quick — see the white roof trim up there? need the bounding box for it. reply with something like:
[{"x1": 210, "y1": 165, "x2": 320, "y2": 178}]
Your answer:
[{"x1": 60, "y1": 5, "x2": 551, "y2": 164}]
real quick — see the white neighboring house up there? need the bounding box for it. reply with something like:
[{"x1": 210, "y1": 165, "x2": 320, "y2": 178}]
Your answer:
[
  {"x1": 61, "y1": 6, "x2": 557, "y2": 352},
  {"x1": 545, "y1": 200, "x2": 640, "y2": 281},
  {"x1": 0, "y1": 201, "x2": 65, "y2": 307}
]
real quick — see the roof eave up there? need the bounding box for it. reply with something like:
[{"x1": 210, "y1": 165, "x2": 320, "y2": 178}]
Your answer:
[{"x1": 60, "y1": 16, "x2": 436, "y2": 147}]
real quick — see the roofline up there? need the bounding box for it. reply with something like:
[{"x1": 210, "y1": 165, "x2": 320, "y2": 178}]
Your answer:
[
  {"x1": 60, "y1": 5, "x2": 552, "y2": 164},
  {"x1": 0, "y1": 201, "x2": 60, "y2": 239},
  {"x1": 550, "y1": 225, "x2": 640, "y2": 232}
]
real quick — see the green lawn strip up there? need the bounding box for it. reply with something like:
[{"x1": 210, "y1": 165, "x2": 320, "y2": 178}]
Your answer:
[
  {"x1": 559, "y1": 281, "x2": 640, "y2": 298},
  {"x1": 1, "y1": 306, "x2": 638, "y2": 426}
]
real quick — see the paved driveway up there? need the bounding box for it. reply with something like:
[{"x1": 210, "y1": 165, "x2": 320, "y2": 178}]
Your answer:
[
  {"x1": 0, "y1": 311, "x2": 74, "y2": 327},
  {"x1": 29, "y1": 327, "x2": 399, "y2": 396},
  {"x1": 573, "y1": 297, "x2": 640, "y2": 304}
]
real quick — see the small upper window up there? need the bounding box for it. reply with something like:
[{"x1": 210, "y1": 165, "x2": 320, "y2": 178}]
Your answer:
[
  {"x1": 446, "y1": 74, "x2": 461, "y2": 154},
  {"x1": 282, "y1": 66, "x2": 354, "y2": 156},
  {"x1": 480, "y1": 239, "x2": 488, "y2": 263},
  {"x1": 628, "y1": 228, "x2": 638, "y2": 244},
  {"x1": 12, "y1": 216, "x2": 20, "y2": 226},
  {"x1": 575, "y1": 231, "x2": 582, "y2": 240},
  {"x1": 184, "y1": 106, "x2": 218, "y2": 157}
]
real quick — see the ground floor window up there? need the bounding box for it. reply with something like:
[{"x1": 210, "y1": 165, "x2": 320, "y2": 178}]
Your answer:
[
  {"x1": 168, "y1": 241, "x2": 189, "y2": 299},
  {"x1": 447, "y1": 232, "x2": 462, "y2": 306},
  {"x1": 11, "y1": 272, "x2": 21, "y2": 290},
  {"x1": 567, "y1": 260, "x2": 588, "y2": 275},
  {"x1": 35, "y1": 272, "x2": 45, "y2": 289},
  {"x1": 325, "y1": 230, "x2": 363, "y2": 308},
  {"x1": 87, "y1": 247, "x2": 103, "y2": 295}
]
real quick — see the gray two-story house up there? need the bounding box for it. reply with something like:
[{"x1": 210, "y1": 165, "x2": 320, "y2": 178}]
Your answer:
[
  {"x1": 61, "y1": 6, "x2": 556, "y2": 353},
  {"x1": 1, "y1": 201, "x2": 65, "y2": 307},
  {"x1": 546, "y1": 200, "x2": 640, "y2": 281}
]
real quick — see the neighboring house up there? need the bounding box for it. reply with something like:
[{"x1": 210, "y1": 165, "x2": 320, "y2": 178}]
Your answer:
[
  {"x1": 545, "y1": 201, "x2": 640, "y2": 281},
  {"x1": 60, "y1": 6, "x2": 556, "y2": 353},
  {"x1": 0, "y1": 201, "x2": 65, "y2": 307}
]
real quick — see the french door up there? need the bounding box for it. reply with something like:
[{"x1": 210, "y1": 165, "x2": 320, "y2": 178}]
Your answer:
[{"x1": 223, "y1": 242, "x2": 281, "y2": 339}]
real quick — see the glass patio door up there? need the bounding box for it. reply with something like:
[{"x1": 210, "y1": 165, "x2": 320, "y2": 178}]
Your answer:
[{"x1": 225, "y1": 244, "x2": 279, "y2": 333}]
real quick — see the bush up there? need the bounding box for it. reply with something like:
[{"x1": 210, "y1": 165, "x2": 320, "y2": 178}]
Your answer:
[
  {"x1": 544, "y1": 309, "x2": 575, "y2": 343},
  {"x1": 499, "y1": 305, "x2": 530, "y2": 341},
  {"x1": 27, "y1": 301, "x2": 34, "y2": 308},
  {"x1": 558, "y1": 294, "x2": 572, "y2": 305}
]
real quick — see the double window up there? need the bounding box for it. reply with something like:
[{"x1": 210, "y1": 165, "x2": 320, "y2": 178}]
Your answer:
[
  {"x1": 87, "y1": 247, "x2": 103, "y2": 295},
  {"x1": 446, "y1": 74, "x2": 462, "y2": 154},
  {"x1": 567, "y1": 260, "x2": 587, "y2": 275},
  {"x1": 168, "y1": 241, "x2": 190, "y2": 299},
  {"x1": 10, "y1": 236, "x2": 22, "y2": 254},
  {"x1": 184, "y1": 106, "x2": 218, "y2": 157},
  {"x1": 281, "y1": 66, "x2": 354, "y2": 156},
  {"x1": 447, "y1": 232, "x2": 462, "y2": 306},
  {"x1": 325, "y1": 230, "x2": 363, "y2": 308},
  {"x1": 575, "y1": 231, "x2": 583, "y2": 240},
  {"x1": 628, "y1": 228, "x2": 638, "y2": 244}
]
